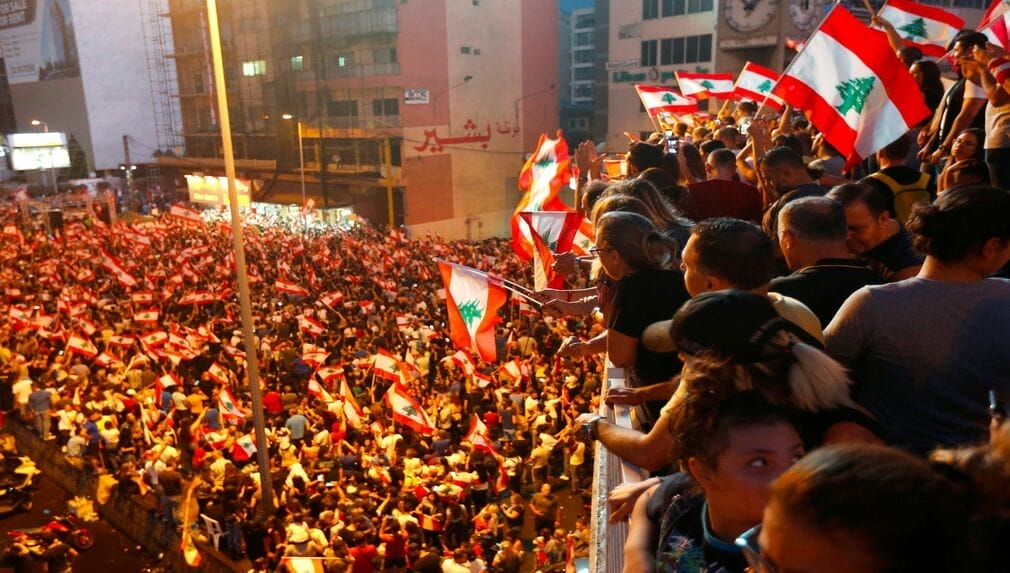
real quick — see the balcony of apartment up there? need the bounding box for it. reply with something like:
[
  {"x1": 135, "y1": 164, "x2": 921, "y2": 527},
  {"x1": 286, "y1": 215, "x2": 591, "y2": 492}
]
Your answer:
[
  {"x1": 296, "y1": 61, "x2": 400, "y2": 82},
  {"x1": 287, "y1": 7, "x2": 397, "y2": 45}
]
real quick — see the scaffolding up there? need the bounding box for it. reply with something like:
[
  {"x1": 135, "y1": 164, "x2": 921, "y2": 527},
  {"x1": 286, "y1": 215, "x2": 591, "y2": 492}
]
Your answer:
[{"x1": 140, "y1": 0, "x2": 184, "y2": 154}]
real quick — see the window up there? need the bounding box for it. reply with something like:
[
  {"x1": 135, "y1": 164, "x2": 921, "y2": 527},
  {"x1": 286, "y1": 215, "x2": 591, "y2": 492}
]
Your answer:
[
  {"x1": 574, "y1": 67, "x2": 594, "y2": 81},
  {"x1": 643, "y1": 0, "x2": 659, "y2": 19},
  {"x1": 290, "y1": 56, "x2": 304, "y2": 71},
  {"x1": 372, "y1": 98, "x2": 399, "y2": 116},
  {"x1": 659, "y1": 34, "x2": 712, "y2": 65},
  {"x1": 640, "y1": 40, "x2": 657, "y2": 67},
  {"x1": 374, "y1": 47, "x2": 397, "y2": 64},
  {"x1": 574, "y1": 31, "x2": 594, "y2": 47},
  {"x1": 574, "y1": 14, "x2": 595, "y2": 28},
  {"x1": 460, "y1": 46, "x2": 471, "y2": 54},
  {"x1": 662, "y1": 0, "x2": 712, "y2": 16},
  {"x1": 337, "y1": 56, "x2": 348, "y2": 67},
  {"x1": 328, "y1": 100, "x2": 358, "y2": 117},
  {"x1": 473, "y1": 48, "x2": 481, "y2": 55},
  {"x1": 242, "y1": 60, "x2": 266, "y2": 76},
  {"x1": 573, "y1": 50, "x2": 594, "y2": 64}
]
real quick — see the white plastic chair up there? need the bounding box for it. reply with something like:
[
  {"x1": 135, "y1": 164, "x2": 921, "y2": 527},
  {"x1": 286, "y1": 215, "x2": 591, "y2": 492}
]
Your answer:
[{"x1": 200, "y1": 513, "x2": 223, "y2": 550}]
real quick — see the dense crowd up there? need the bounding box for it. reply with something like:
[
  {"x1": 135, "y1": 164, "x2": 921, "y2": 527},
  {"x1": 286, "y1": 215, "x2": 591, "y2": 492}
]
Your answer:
[{"x1": 2, "y1": 27, "x2": 1010, "y2": 573}]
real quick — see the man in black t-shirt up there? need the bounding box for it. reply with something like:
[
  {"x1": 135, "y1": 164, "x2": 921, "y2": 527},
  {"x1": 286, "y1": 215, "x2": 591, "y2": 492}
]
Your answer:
[
  {"x1": 772, "y1": 197, "x2": 885, "y2": 327},
  {"x1": 827, "y1": 183, "x2": 923, "y2": 281}
]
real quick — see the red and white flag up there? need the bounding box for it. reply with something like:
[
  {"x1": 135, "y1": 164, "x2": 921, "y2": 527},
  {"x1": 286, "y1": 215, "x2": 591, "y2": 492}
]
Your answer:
[
  {"x1": 464, "y1": 414, "x2": 496, "y2": 453},
  {"x1": 980, "y1": 0, "x2": 1010, "y2": 31},
  {"x1": 385, "y1": 383, "x2": 434, "y2": 435},
  {"x1": 438, "y1": 262, "x2": 507, "y2": 362},
  {"x1": 133, "y1": 308, "x2": 160, "y2": 324},
  {"x1": 500, "y1": 359, "x2": 525, "y2": 383},
  {"x1": 109, "y1": 335, "x2": 136, "y2": 348},
  {"x1": 372, "y1": 349, "x2": 402, "y2": 382},
  {"x1": 319, "y1": 291, "x2": 345, "y2": 310},
  {"x1": 178, "y1": 291, "x2": 216, "y2": 305},
  {"x1": 302, "y1": 349, "x2": 330, "y2": 369},
  {"x1": 66, "y1": 334, "x2": 98, "y2": 359},
  {"x1": 734, "y1": 62, "x2": 785, "y2": 110},
  {"x1": 633, "y1": 85, "x2": 698, "y2": 116},
  {"x1": 77, "y1": 317, "x2": 98, "y2": 336},
  {"x1": 451, "y1": 349, "x2": 476, "y2": 376},
  {"x1": 316, "y1": 366, "x2": 345, "y2": 384},
  {"x1": 131, "y1": 292, "x2": 156, "y2": 305},
  {"x1": 207, "y1": 362, "x2": 230, "y2": 385},
  {"x1": 181, "y1": 528, "x2": 202, "y2": 568},
  {"x1": 169, "y1": 204, "x2": 203, "y2": 225},
  {"x1": 473, "y1": 370, "x2": 493, "y2": 388},
  {"x1": 773, "y1": 6, "x2": 931, "y2": 169},
  {"x1": 308, "y1": 378, "x2": 337, "y2": 409},
  {"x1": 141, "y1": 330, "x2": 169, "y2": 348},
  {"x1": 520, "y1": 211, "x2": 583, "y2": 291},
  {"x1": 275, "y1": 279, "x2": 309, "y2": 297},
  {"x1": 877, "y1": 0, "x2": 964, "y2": 57},
  {"x1": 511, "y1": 131, "x2": 571, "y2": 260},
  {"x1": 101, "y1": 251, "x2": 138, "y2": 288},
  {"x1": 298, "y1": 314, "x2": 327, "y2": 337},
  {"x1": 218, "y1": 388, "x2": 248, "y2": 424},
  {"x1": 340, "y1": 379, "x2": 364, "y2": 428},
  {"x1": 980, "y1": 2, "x2": 1010, "y2": 48},
  {"x1": 676, "y1": 72, "x2": 736, "y2": 98},
  {"x1": 95, "y1": 351, "x2": 123, "y2": 368}
]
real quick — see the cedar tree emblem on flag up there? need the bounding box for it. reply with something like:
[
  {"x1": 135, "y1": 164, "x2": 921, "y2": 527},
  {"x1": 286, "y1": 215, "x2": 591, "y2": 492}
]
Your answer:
[{"x1": 835, "y1": 77, "x2": 876, "y2": 116}]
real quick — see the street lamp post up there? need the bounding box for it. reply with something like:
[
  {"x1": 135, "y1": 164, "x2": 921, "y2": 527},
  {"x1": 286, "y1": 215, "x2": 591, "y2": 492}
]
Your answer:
[
  {"x1": 282, "y1": 114, "x2": 307, "y2": 234},
  {"x1": 30, "y1": 119, "x2": 58, "y2": 195}
]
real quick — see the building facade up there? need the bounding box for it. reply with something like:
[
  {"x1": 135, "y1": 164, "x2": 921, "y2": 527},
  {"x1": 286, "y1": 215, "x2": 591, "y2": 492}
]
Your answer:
[
  {"x1": 0, "y1": 0, "x2": 165, "y2": 173},
  {"x1": 161, "y1": 0, "x2": 558, "y2": 239},
  {"x1": 604, "y1": 0, "x2": 718, "y2": 151},
  {"x1": 560, "y1": 6, "x2": 595, "y2": 144}
]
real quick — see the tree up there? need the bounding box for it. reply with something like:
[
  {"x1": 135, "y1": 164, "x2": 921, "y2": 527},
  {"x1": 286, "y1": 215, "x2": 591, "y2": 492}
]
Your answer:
[{"x1": 835, "y1": 76, "x2": 876, "y2": 116}]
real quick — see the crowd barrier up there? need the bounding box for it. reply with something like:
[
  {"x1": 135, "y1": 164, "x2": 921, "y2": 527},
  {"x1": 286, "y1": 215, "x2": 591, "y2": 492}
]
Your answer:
[
  {"x1": 6, "y1": 419, "x2": 243, "y2": 573},
  {"x1": 588, "y1": 367, "x2": 645, "y2": 572}
]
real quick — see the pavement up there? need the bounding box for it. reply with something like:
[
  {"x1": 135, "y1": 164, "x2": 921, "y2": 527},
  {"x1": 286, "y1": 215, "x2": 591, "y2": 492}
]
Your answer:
[{"x1": 0, "y1": 473, "x2": 161, "y2": 572}]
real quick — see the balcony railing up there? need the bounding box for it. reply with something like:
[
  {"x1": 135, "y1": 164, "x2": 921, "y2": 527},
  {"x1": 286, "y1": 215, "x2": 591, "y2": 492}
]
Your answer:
[{"x1": 288, "y1": 7, "x2": 397, "y2": 44}]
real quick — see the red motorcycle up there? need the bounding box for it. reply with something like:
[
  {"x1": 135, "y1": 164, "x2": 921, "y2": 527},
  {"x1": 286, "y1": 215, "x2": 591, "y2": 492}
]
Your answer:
[{"x1": 7, "y1": 514, "x2": 95, "y2": 550}]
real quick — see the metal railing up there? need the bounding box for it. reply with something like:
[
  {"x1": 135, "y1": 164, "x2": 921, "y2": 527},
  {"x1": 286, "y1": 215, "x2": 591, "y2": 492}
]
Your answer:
[{"x1": 589, "y1": 366, "x2": 646, "y2": 572}]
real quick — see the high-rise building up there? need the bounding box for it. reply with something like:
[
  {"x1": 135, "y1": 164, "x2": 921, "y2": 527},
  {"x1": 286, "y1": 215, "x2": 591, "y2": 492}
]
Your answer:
[
  {"x1": 560, "y1": 6, "x2": 595, "y2": 144},
  {"x1": 0, "y1": 0, "x2": 163, "y2": 173},
  {"x1": 161, "y1": 0, "x2": 558, "y2": 239}
]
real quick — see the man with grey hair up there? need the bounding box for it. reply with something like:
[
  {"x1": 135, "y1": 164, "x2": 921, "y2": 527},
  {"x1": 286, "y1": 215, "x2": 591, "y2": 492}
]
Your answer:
[{"x1": 771, "y1": 196, "x2": 884, "y2": 327}]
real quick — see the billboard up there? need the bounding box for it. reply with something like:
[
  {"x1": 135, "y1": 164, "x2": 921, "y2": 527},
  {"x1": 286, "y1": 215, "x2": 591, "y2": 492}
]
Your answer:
[
  {"x1": 0, "y1": 0, "x2": 79, "y2": 84},
  {"x1": 184, "y1": 174, "x2": 253, "y2": 207},
  {"x1": 8, "y1": 130, "x2": 70, "y2": 170}
]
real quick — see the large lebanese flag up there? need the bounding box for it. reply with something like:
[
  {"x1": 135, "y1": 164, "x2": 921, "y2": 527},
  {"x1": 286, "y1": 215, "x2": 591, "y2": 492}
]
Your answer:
[
  {"x1": 438, "y1": 262, "x2": 507, "y2": 362},
  {"x1": 520, "y1": 211, "x2": 583, "y2": 291},
  {"x1": 773, "y1": 6, "x2": 931, "y2": 169},
  {"x1": 877, "y1": 0, "x2": 964, "y2": 57},
  {"x1": 633, "y1": 85, "x2": 698, "y2": 116},
  {"x1": 372, "y1": 348, "x2": 402, "y2": 382},
  {"x1": 510, "y1": 131, "x2": 571, "y2": 260},
  {"x1": 385, "y1": 382, "x2": 434, "y2": 435},
  {"x1": 676, "y1": 72, "x2": 736, "y2": 98},
  {"x1": 980, "y1": 2, "x2": 1010, "y2": 48},
  {"x1": 734, "y1": 62, "x2": 785, "y2": 110}
]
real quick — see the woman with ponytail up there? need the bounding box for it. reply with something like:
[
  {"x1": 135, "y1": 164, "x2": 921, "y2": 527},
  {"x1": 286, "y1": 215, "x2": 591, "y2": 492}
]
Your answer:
[
  {"x1": 747, "y1": 426, "x2": 1010, "y2": 573},
  {"x1": 562, "y1": 211, "x2": 690, "y2": 426},
  {"x1": 826, "y1": 185, "x2": 1010, "y2": 454}
]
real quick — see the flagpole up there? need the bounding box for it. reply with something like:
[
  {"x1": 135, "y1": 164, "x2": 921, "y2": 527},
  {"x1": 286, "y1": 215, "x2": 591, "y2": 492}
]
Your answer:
[
  {"x1": 756, "y1": 1, "x2": 844, "y2": 118},
  {"x1": 205, "y1": 0, "x2": 273, "y2": 519}
]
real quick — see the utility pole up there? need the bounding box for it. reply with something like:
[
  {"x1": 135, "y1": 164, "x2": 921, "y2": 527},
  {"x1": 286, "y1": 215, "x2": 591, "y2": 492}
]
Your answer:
[{"x1": 384, "y1": 136, "x2": 394, "y2": 228}]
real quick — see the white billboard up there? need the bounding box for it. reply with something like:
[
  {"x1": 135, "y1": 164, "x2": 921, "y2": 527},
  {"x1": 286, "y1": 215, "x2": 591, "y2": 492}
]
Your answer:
[
  {"x1": 8, "y1": 130, "x2": 70, "y2": 170},
  {"x1": 0, "y1": 0, "x2": 80, "y2": 85}
]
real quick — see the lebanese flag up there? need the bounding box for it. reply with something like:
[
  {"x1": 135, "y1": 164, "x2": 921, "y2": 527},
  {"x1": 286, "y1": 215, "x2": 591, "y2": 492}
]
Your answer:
[
  {"x1": 385, "y1": 383, "x2": 434, "y2": 435},
  {"x1": 464, "y1": 414, "x2": 496, "y2": 453},
  {"x1": 302, "y1": 349, "x2": 330, "y2": 369},
  {"x1": 181, "y1": 528, "x2": 202, "y2": 568},
  {"x1": 140, "y1": 330, "x2": 169, "y2": 348},
  {"x1": 500, "y1": 359, "x2": 524, "y2": 383},
  {"x1": 451, "y1": 350, "x2": 476, "y2": 376},
  {"x1": 633, "y1": 84, "x2": 698, "y2": 116},
  {"x1": 75, "y1": 268, "x2": 94, "y2": 283},
  {"x1": 134, "y1": 308, "x2": 160, "y2": 324},
  {"x1": 317, "y1": 366, "x2": 345, "y2": 384},
  {"x1": 319, "y1": 291, "x2": 345, "y2": 310},
  {"x1": 101, "y1": 251, "x2": 138, "y2": 288},
  {"x1": 340, "y1": 379, "x2": 364, "y2": 427},
  {"x1": 233, "y1": 433, "x2": 257, "y2": 460},
  {"x1": 372, "y1": 349, "x2": 402, "y2": 382},
  {"x1": 158, "y1": 373, "x2": 180, "y2": 391},
  {"x1": 676, "y1": 72, "x2": 736, "y2": 98},
  {"x1": 66, "y1": 334, "x2": 98, "y2": 359},
  {"x1": 109, "y1": 335, "x2": 136, "y2": 348},
  {"x1": 734, "y1": 62, "x2": 785, "y2": 110},
  {"x1": 570, "y1": 217, "x2": 596, "y2": 256},
  {"x1": 131, "y1": 292, "x2": 156, "y2": 305},
  {"x1": 438, "y1": 262, "x2": 507, "y2": 362},
  {"x1": 77, "y1": 317, "x2": 98, "y2": 336},
  {"x1": 877, "y1": 0, "x2": 964, "y2": 57},
  {"x1": 773, "y1": 6, "x2": 931, "y2": 169},
  {"x1": 980, "y1": 5, "x2": 1010, "y2": 48},
  {"x1": 207, "y1": 362, "x2": 230, "y2": 385},
  {"x1": 95, "y1": 351, "x2": 123, "y2": 368},
  {"x1": 169, "y1": 204, "x2": 203, "y2": 225},
  {"x1": 511, "y1": 130, "x2": 571, "y2": 260},
  {"x1": 308, "y1": 378, "x2": 337, "y2": 409},
  {"x1": 473, "y1": 370, "x2": 493, "y2": 388},
  {"x1": 179, "y1": 291, "x2": 216, "y2": 305},
  {"x1": 520, "y1": 211, "x2": 583, "y2": 291},
  {"x1": 275, "y1": 279, "x2": 309, "y2": 297},
  {"x1": 980, "y1": 0, "x2": 1010, "y2": 31},
  {"x1": 298, "y1": 314, "x2": 327, "y2": 337},
  {"x1": 218, "y1": 388, "x2": 248, "y2": 424}
]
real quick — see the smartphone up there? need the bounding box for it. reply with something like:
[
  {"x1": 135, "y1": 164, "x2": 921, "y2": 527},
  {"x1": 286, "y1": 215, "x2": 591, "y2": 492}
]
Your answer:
[{"x1": 989, "y1": 390, "x2": 1007, "y2": 423}]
